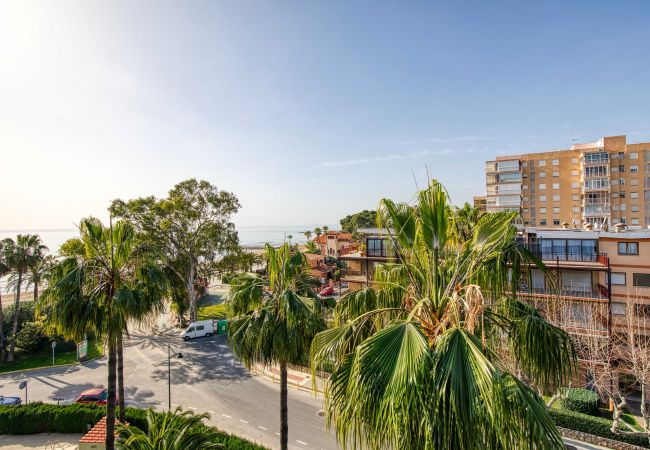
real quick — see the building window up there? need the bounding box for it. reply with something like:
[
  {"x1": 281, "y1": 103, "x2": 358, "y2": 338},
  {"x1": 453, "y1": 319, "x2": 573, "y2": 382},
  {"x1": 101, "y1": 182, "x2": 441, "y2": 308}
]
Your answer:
[
  {"x1": 619, "y1": 165, "x2": 625, "y2": 173},
  {"x1": 539, "y1": 195, "x2": 547, "y2": 201},
  {"x1": 631, "y1": 178, "x2": 640, "y2": 186},
  {"x1": 540, "y1": 207, "x2": 547, "y2": 214},
  {"x1": 523, "y1": 185, "x2": 528, "y2": 190},
  {"x1": 631, "y1": 152, "x2": 639, "y2": 160},
  {"x1": 572, "y1": 194, "x2": 580, "y2": 201},
  {"x1": 633, "y1": 273, "x2": 650, "y2": 287},
  {"x1": 611, "y1": 302, "x2": 626, "y2": 315},
  {"x1": 539, "y1": 172, "x2": 547, "y2": 178},
  {"x1": 620, "y1": 203, "x2": 627, "y2": 211},
  {"x1": 553, "y1": 219, "x2": 560, "y2": 225},
  {"x1": 635, "y1": 304, "x2": 650, "y2": 317},
  {"x1": 552, "y1": 194, "x2": 560, "y2": 201},
  {"x1": 612, "y1": 166, "x2": 619, "y2": 173},
  {"x1": 631, "y1": 165, "x2": 639, "y2": 173},
  {"x1": 632, "y1": 205, "x2": 640, "y2": 212},
  {"x1": 552, "y1": 159, "x2": 559, "y2": 165},
  {"x1": 539, "y1": 160, "x2": 546, "y2": 166},
  {"x1": 573, "y1": 206, "x2": 579, "y2": 213},
  {"x1": 571, "y1": 170, "x2": 579, "y2": 176},
  {"x1": 552, "y1": 207, "x2": 560, "y2": 213},
  {"x1": 539, "y1": 184, "x2": 546, "y2": 190},
  {"x1": 620, "y1": 191, "x2": 626, "y2": 198},
  {"x1": 540, "y1": 219, "x2": 547, "y2": 226},
  {"x1": 523, "y1": 196, "x2": 529, "y2": 203},
  {"x1": 552, "y1": 183, "x2": 560, "y2": 190},
  {"x1": 367, "y1": 238, "x2": 389, "y2": 257},
  {"x1": 631, "y1": 192, "x2": 639, "y2": 199},
  {"x1": 632, "y1": 218, "x2": 640, "y2": 225},
  {"x1": 571, "y1": 157, "x2": 579, "y2": 164},
  {"x1": 618, "y1": 242, "x2": 639, "y2": 255},
  {"x1": 609, "y1": 272, "x2": 626, "y2": 285},
  {"x1": 552, "y1": 171, "x2": 560, "y2": 177}
]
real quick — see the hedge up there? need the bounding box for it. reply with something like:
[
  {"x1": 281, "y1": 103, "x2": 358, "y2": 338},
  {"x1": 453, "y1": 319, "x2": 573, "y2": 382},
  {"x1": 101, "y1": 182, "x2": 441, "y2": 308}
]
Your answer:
[
  {"x1": 0, "y1": 403, "x2": 267, "y2": 449},
  {"x1": 549, "y1": 407, "x2": 650, "y2": 448},
  {"x1": 559, "y1": 387, "x2": 600, "y2": 415}
]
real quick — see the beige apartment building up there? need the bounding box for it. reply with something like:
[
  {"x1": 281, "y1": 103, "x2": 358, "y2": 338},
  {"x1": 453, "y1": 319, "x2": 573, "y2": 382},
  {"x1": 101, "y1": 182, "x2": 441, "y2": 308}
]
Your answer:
[{"x1": 485, "y1": 135, "x2": 650, "y2": 229}]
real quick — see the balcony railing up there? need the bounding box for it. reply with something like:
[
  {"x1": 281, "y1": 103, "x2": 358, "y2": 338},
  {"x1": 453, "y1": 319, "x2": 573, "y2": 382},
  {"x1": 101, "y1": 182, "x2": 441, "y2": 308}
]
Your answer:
[{"x1": 520, "y1": 243, "x2": 605, "y2": 263}]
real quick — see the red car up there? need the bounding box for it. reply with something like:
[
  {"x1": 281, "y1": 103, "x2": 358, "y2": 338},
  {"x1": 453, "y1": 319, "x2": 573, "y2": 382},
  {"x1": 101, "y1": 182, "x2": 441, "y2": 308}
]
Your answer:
[
  {"x1": 319, "y1": 286, "x2": 334, "y2": 296},
  {"x1": 75, "y1": 388, "x2": 118, "y2": 405}
]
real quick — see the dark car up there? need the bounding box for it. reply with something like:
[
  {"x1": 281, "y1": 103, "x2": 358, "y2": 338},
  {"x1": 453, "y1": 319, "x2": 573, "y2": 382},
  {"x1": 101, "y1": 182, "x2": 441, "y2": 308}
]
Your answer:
[
  {"x1": 0, "y1": 395, "x2": 22, "y2": 405},
  {"x1": 75, "y1": 388, "x2": 117, "y2": 406}
]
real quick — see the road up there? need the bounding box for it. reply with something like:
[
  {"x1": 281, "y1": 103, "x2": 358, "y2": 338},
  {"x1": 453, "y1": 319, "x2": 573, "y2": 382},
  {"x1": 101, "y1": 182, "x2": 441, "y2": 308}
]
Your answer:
[{"x1": 0, "y1": 324, "x2": 610, "y2": 450}]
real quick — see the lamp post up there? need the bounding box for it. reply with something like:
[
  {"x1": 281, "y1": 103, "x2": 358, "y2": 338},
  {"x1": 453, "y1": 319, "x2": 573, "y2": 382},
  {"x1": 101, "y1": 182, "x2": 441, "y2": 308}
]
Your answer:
[{"x1": 168, "y1": 345, "x2": 183, "y2": 410}]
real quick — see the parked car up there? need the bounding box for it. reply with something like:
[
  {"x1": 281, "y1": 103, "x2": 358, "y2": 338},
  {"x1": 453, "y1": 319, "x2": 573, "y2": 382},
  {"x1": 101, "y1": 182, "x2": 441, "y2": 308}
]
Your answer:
[
  {"x1": 75, "y1": 388, "x2": 117, "y2": 405},
  {"x1": 319, "y1": 286, "x2": 334, "y2": 296},
  {"x1": 0, "y1": 395, "x2": 21, "y2": 405},
  {"x1": 181, "y1": 319, "x2": 215, "y2": 341}
]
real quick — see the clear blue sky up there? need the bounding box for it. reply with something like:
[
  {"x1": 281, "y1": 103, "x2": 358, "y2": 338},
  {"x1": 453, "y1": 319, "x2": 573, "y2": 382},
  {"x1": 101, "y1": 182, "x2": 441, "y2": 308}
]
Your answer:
[{"x1": 1, "y1": 1, "x2": 649, "y2": 229}]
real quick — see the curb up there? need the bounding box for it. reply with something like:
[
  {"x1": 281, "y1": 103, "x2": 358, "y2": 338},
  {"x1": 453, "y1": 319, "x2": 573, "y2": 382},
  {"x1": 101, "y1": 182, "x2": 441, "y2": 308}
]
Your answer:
[
  {"x1": 0, "y1": 354, "x2": 105, "y2": 378},
  {"x1": 251, "y1": 366, "x2": 327, "y2": 395}
]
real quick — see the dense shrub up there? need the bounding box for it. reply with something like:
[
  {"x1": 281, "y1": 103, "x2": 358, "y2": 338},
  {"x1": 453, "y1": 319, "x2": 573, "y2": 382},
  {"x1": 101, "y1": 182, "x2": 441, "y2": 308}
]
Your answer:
[
  {"x1": 14, "y1": 321, "x2": 48, "y2": 353},
  {"x1": 559, "y1": 387, "x2": 600, "y2": 415},
  {"x1": 0, "y1": 403, "x2": 267, "y2": 449},
  {"x1": 549, "y1": 407, "x2": 650, "y2": 448}
]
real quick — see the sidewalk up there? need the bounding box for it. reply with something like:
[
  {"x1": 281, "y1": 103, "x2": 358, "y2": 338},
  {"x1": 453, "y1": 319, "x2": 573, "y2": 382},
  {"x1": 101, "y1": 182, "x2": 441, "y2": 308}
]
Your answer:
[{"x1": 252, "y1": 364, "x2": 328, "y2": 395}]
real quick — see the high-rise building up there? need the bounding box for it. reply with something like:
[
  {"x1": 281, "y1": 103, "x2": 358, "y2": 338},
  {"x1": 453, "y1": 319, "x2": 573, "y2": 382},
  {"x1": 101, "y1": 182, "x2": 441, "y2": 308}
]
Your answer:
[{"x1": 485, "y1": 135, "x2": 650, "y2": 229}]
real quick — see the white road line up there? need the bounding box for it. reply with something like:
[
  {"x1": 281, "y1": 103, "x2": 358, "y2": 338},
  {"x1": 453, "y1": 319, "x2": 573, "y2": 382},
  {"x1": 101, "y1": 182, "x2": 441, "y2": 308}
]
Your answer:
[
  {"x1": 171, "y1": 403, "x2": 179, "y2": 407},
  {"x1": 187, "y1": 407, "x2": 197, "y2": 410},
  {"x1": 207, "y1": 410, "x2": 215, "y2": 414},
  {"x1": 222, "y1": 414, "x2": 232, "y2": 418},
  {"x1": 275, "y1": 432, "x2": 281, "y2": 436},
  {"x1": 258, "y1": 426, "x2": 267, "y2": 431},
  {"x1": 296, "y1": 440, "x2": 309, "y2": 446},
  {"x1": 239, "y1": 419, "x2": 249, "y2": 424}
]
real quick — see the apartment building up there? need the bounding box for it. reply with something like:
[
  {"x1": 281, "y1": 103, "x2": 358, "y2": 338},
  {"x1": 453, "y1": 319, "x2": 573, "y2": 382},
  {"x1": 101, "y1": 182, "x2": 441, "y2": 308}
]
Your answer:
[
  {"x1": 339, "y1": 229, "x2": 396, "y2": 291},
  {"x1": 485, "y1": 135, "x2": 650, "y2": 229},
  {"x1": 314, "y1": 231, "x2": 357, "y2": 257}
]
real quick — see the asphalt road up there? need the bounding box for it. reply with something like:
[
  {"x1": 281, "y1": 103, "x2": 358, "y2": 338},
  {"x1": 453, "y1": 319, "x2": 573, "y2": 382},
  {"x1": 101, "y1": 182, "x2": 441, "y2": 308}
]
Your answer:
[{"x1": 0, "y1": 324, "x2": 610, "y2": 450}]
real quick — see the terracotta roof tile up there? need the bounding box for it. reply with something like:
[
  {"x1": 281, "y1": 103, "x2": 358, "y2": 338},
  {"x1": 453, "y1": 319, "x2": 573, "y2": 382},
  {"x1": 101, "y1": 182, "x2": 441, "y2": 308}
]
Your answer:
[{"x1": 79, "y1": 416, "x2": 120, "y2": 443}]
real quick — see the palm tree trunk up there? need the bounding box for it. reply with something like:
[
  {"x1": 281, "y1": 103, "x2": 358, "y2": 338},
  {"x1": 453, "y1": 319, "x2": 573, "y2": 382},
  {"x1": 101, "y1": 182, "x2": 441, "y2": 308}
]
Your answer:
[
  {"x1": 33, "y1": 283, "x2": 38, "y2": 302},
  {"x1": 188, "y1": 263, "x2": 197, "y2": 322},
  {"x1": 8, "y1": 272, "x2": 22, "y2": 362},
  {"x1": 0, "y1": 289, "x2": 5, "y2": 363},
  {"x1": 117, "y1": 333, "x2": 126, "y2": 422},
  {"x1": 280, "y1": 361, "x2": 288, "y2": 450},
  {"x1": 106, "y1": 337, "x2": 117, "y2": 450}
]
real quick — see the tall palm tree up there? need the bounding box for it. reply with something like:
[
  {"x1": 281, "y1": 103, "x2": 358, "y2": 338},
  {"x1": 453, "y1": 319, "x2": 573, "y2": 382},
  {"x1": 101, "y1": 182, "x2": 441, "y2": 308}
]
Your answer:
[
  {"x1": 1, "y1": 234, "x2": 47, "y2": 362},
  {"x1": 310, "y1": 180, "x2": 575, "y2": 450},
  {"x1": 314, "y1": 227, "x2": 322, "y2": 238},
  {"x1": 116, "y1": 407, "x2": 223, "y2": 450},
  {"x1": 42, "y1": 219, "x2": 166, "y2": 450},
  {"x1": 228, "y1": 244, "x2": 327, "y2": 450},
  {"x1": 322, "y1": 225, "x2": 329, "y2": 233},
  {"x1": 304, "y1": 230, "x2": 312, "y2": 240},
  {"x1": 0, "y1": 242, "x2": 9, "y2": 363}
]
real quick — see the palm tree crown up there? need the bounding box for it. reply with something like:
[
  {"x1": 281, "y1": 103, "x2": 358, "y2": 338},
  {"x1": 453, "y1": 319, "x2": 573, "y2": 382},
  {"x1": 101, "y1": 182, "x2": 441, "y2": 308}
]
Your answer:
[{"x1": 310, "y1": 180, "x2": 575, "y2": 450}]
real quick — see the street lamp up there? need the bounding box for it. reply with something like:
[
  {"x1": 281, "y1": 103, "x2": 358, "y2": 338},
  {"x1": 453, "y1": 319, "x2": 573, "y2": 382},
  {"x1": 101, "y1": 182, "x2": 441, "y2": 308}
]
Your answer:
[{"x1": 168, "y1": 345, "x2": 183, "y2": 410}]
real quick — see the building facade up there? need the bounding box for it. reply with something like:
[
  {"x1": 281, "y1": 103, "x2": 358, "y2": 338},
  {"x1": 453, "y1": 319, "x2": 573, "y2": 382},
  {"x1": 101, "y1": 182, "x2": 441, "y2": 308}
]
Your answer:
[{"x1": 485, "y1": 135, "x2": 650, "y2": 229}]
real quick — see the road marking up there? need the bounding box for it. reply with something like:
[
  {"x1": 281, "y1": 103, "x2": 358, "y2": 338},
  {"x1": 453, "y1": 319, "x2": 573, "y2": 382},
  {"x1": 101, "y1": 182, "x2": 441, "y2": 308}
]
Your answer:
[
  {"x1": 208, "y1": 410, "x2": 215, "y2": 414},
  {"x1": 258, "y1": 426, "x2": 267, "y2": 431},
  {"x1": 222, "y1": 414, "x2": 232, "y2": 418},
  {"x1": 296, "y1": 440, "x2": 309, "y2": 446},
  {"x1": 171, "y1": 403, "x2": 179, "y2": 407},
  {"x1": 275, "y1": 432, "x2": 280, "y2": 436},
  {"x1": 239, "y1": 419, "x2": 249, "y2": 423},
  {"x1": 187, "y1": 407, "x2": 197, "y2": 410}
]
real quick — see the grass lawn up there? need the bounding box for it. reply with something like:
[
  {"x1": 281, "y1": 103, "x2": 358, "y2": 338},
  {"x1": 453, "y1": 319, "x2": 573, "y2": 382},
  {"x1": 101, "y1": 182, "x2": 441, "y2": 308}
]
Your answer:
[
  {"x1": 0, "y1": 340, "x2": 103, "y2": 374},
  {"x1": 198, "y1": 303, "x2": 229, "y2": 320}
]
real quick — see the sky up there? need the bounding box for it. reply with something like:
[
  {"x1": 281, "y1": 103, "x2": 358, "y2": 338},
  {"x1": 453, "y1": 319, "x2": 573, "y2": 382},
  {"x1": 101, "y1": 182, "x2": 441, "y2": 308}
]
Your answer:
[{"x1": 1, "y1": 1, "x2": 650, "y2": 230}]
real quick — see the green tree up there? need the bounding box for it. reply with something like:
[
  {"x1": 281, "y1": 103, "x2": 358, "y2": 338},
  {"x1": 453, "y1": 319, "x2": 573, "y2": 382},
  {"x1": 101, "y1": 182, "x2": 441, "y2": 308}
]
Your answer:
[
  {"x1": 228, "y1": 244, "x2": 327, "y2": 450},
  {"x1": 1, "y1": 234, "x2": 47, "y2": 362},
  {"x1": 322, "y1": 225, "x2": 329, "y2": 233},
  {"x1": 42, "y1": 219, "x2": 167, "y2": 450},
  {"x1": 340, "y1": 209, "x2": 376, "y2": 233},
  {"x1": 451, "y1": 201, "x2": 485, "y2": 245},
  {"x1": 110, "y1": 179, "x2": 240, "y2": 322},
  {"x1": 304, "y1": 230, "x2": 312, "y2": 240},
  {"x1": 58, "y1": 237, "x2": 86, "y2": 259},
  {"x1": 310, "y1": 180, "x2": 575, "y2": 450},
  {"x1": 304, "y1": 241, "x2": 319, "y2": 254},
  {"x1": 26, "y1": 254, "x2": 55, "y2": 302},
  {"x1": 117, "y1": 408, "x2": 223, "y2": 450},
  {"x1": 0, "y1": 243, "x2": 9, "y2": 362}
]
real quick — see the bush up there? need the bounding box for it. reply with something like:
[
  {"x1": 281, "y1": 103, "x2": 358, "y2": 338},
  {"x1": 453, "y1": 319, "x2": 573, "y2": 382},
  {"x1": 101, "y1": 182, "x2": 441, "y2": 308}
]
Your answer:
[
  {"x1": 14, "y1": 321, "x2": 48, "y2": 353},
  {"x1": 559, "y1": 387, "x2": 600, "y2": 415},
  {"x1": 549, "y1": 407, "x2": 650, "y2": 448},
  {"x1": 0, "y1": 403, "x2": 267, "y2": 449}
]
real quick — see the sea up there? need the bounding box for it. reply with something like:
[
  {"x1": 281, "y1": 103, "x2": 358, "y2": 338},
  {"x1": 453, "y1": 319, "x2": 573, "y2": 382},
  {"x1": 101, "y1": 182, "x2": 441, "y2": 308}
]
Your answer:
[{"x1": 0, "y1": 225, "x2": 333, "y2": 294}]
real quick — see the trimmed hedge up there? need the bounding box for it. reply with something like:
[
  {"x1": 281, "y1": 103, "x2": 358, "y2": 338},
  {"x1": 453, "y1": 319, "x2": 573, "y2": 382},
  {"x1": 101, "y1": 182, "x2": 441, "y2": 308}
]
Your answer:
[
  {"x1": 559, "y1": 388, "x2": 600, "y2": 415},
  {"x1": 0, "y1": 403, "x2": 267, "y2": 449},
  {"x1": 549, "y1": 407, "x2": 650, "y2": 448}
]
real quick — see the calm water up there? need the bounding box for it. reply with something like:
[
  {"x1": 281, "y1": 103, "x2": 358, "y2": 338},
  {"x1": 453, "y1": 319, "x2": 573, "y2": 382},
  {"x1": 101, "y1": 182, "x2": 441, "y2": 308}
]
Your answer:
[{"x1": 0, "y1": 225, "x2": 333, "y2": 293}]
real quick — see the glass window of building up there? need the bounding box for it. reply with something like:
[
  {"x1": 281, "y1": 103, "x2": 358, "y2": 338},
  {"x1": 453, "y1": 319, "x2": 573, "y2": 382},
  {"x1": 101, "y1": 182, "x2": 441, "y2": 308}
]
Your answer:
[
  {"x1": 609, "y1": 272, "x2": 626, "y2": 285},
  {"x1": 611, "y1": 302, "x2": 626, "y2": 315},
  {"x1": 553, "y1": 207, "x2": 560, "y2": 213},
  {"x1": 552, "y1": 195, "x2": 560, "y2": 201},
  {"x1": 631, "y1": 179, "x2": 640, "y2": 186},
  {"x1": 539, "y1": 195, "x2": 546, "y2": 201},
  {"x1": 540, "y1": 207, "x2": 547, "y2": 214},
  {"x1": 539, "y1": 172, "x2": 546, "y2": 178},
  {"x1": 539, "y1": 183, "x2": 546, "y2": 190},
  {"x1": 631, "y1": 192, "x2": 639, "y2": 199},
  {"x1": 552, "y1": 183, "x2": 560, "y2": 189},
  {"x1": 571, "y1": 157, "x2": 579, "y2": 164},
  {"x1": 552, "y1": 159, "x2": 560, "y2": 166},
  {"x1": 552, "y1": 171, "x2": 559, "y2": 177},
  {"x1": 618, "y1": 242, "x2": 639, "y2": 255},
  {"x1": 631, "y1": 218, "x2": 640, "y2": 225},
  {"x1": 633, "y1": 273, "x2": 650, "y2": 287},
  {"x1": 631, "y1": 152, "x2": 639, "y2": 160},
  {"x1": 553, "y1": 219, "x2": 560, "y2": 225},
  {"x1": 539, "y1": 160, "x2": 546, "y2": 166},
  {"x1": 631, "y1": 165, "x2": 639, "y2": 173}
]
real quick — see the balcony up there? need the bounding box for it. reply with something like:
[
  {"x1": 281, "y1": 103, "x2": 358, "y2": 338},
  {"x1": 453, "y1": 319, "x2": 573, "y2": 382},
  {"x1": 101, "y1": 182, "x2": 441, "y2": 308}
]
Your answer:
[
  {"x1": 582, "y1": 152, "x2": 609, "y2": 165},
  {"x1": 520, "y1": 242, "x2": 606, "y2": 263}
]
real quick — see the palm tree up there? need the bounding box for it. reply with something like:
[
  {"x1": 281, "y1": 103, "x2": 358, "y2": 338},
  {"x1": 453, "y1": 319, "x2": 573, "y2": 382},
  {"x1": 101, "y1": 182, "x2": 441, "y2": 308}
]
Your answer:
[
  {"x1": 452, "y1": 201, "x2": 485, "y2": 245},
  {"x1": 314, "y1": 227, "x2": 322, "y2": 238},
  {"x1": 322, "y1": 225, "x2": 329, "y2": 233},
  {"x1": 304, "y1": 230, "x2": 312, "y2": 240},
  {"x1": 228, "y1": 244, "x2": 327, "y2": 450},
  {"x1": 1, "y1": 234, "x2": 47, "y2": 362},
  {"x1": 26, "y1": 254, "x2": 55, "y2": 302},
  {"x1": 42, "y1": 219, "x2": 166, "y2": 450},
  {"x1": 116, "y1": 407, "x2": 223, "y2": 450},
  {"x1": 0, "y1": 242, "x2": 9, "y2": 362},
  {"x1": 310, "y1": 179, "x2": 575, "y2": 450}
]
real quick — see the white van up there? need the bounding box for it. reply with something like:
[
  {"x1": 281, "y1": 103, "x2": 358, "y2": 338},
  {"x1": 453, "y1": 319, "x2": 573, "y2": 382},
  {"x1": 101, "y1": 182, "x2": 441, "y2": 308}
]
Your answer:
[{"x1": 181, "y1": 320, "x2": 215, "y2": 340}]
